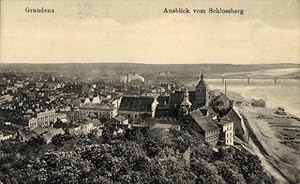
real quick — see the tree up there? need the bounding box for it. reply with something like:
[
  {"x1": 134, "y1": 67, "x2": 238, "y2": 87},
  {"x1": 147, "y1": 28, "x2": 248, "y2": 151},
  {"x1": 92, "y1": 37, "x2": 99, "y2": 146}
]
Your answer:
[
  {"x1": 215, "y1": 161, "x2": 245, "y2": 184},
  {"x1": 0, "y1": 124, "x2": 273, "y2": 184}
]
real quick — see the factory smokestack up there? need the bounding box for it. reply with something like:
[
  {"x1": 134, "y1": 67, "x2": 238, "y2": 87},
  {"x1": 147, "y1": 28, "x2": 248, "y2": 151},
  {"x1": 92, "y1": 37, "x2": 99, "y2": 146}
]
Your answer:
[
  {"x1": 224, "y1": 79, "x2": 227, "y2": 96},
  {"x1": 127, "y1": 73, "x2": 129, "y2": 84}
]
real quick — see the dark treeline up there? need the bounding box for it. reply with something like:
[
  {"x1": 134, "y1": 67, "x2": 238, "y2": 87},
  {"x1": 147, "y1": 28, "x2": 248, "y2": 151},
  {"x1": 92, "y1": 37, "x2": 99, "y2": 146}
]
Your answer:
[{"x1": 0, "y1": 129, "x2": 273, "y2": 184}]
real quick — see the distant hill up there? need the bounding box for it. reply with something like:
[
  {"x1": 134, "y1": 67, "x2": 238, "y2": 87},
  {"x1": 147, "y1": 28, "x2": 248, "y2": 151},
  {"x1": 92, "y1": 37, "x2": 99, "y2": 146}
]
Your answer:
[{"x1": 0, "y1": 63, "x2": 299, "y2": 75}]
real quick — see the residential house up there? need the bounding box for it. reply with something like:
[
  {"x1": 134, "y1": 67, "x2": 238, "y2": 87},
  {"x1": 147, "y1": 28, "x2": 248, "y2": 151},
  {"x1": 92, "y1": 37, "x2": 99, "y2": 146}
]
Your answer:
[
  {"x1": 0, "y1": 131, "x2": 13, "y2": 141},
  {"x1": 81, "y1": 121, "x2": 94, "y2": 135},
  {"x1": 79, "y1": 103, "x2": 117, "y2": 119},
  {"x1": 111, "y1": 114, "x2": 129, "y2": 125},
  {"x1": 215, "y1": 118, "x2": 234, "y2": 146},
  {"x1": 41, "y1": 128, "x2": 65, "y2": 144},
  {"x1": 68, "y1": 120, "x2": 94, "y2": 135},
  {"x1": 28, "y1": 109, "x2": 57, "y2": 129},
  {"x1": 68, "y1": 124, "x2": 82, "y2": 135}
]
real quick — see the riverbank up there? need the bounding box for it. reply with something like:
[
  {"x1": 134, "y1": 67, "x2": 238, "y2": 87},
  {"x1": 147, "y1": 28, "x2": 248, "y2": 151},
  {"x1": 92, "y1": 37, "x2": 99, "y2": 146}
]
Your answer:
[
  {"x1": 238, "y1": 105, "x2": 300, "y2": 183},
  {"x1": 219, "y1": 89, "x2": 299, "y2": 183}
]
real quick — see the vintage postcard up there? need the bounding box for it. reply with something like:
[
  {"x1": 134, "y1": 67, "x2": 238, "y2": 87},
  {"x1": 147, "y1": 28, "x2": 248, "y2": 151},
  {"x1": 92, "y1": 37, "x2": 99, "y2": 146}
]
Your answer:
[{"x1": 0, "y1": 0, "x2": 299, "y2": 183}]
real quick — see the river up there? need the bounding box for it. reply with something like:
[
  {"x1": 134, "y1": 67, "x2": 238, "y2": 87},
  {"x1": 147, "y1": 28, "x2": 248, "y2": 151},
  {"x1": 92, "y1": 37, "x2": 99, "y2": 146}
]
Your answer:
[{"x1": 206, "y1": 79, "x2": 300, "y2": 118}]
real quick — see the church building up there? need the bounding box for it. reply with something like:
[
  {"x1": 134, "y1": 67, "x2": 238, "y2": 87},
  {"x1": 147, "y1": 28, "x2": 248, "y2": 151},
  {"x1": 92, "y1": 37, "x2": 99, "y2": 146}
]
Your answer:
[{"x1": 165, "y1": 72, "x2": 210, "y2": 118}]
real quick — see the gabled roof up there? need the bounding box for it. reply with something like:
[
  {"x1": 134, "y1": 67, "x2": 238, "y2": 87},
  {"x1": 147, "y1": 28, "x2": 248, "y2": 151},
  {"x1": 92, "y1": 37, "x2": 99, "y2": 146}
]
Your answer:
[
  {"x1": 80, "y1": 103, "x2": 114, "y2": 110},
  {"x1": 189, "y1": 109, "x2": 219, "y2": 132},
  {"x1": 211, "y1": 94, "x2": 231, "y2": 107},
  {"x1": 119, "y1": 96, "x2": 154, "y2": 112},
  {"x1": 199, "y1": 106, "x2": 218, "y2": 117},
  {"x1": 42, "y1": 128, "x2": 65, "y2": 143},
  {"x1": 101, "y1": 104, "x2": 113, "y2": 110},
  {"x1": 113, "y1": 114, "x2": 127, "y2": 122},
  {"x1": 225, "y1": 107, "x2": 242, "y2": 123},
  {"x1": 189, "y1": 109, "x2": 204, "y2": 117},
  {"x1": 215, "y1": 118, "x2": 232, "y2": 126}
]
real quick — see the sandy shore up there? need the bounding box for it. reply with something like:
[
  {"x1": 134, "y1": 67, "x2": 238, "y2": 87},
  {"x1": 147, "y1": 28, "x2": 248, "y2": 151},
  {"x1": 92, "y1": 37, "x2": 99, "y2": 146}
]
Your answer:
[
  {"x1": 239, "y1": 105, "x2": 300, "y2": 183},
  {"x1": 217, "y1": 88, "x2": 300, "y2": 183}
]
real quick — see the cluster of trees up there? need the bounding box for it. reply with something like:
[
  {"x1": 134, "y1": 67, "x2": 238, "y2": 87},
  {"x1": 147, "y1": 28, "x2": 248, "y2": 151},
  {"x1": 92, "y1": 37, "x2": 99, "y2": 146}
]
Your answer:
[{"x1": 0, "y1": 128, "x2": 273, "y2": 184}]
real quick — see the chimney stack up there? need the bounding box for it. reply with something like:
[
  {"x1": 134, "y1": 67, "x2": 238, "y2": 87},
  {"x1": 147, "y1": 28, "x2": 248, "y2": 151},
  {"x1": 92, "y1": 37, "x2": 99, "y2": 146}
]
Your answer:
[{"x1": 224, "y1": 79, "x2": 227, "y2": 96}]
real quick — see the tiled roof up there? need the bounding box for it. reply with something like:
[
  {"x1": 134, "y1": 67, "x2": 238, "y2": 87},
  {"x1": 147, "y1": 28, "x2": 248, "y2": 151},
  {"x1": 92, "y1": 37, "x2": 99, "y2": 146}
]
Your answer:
[
  {"x1": 215, "y1": 118, "x2": 232, "y2": 126},
  {"x1": 210, "y1": 94, "x2": 231, "y2": 108},
  {"x1": 113, "y1": 114, "x2": 127, "y2": 122},
  {"x1": 80, "y1": 103, "x2": 114, "y2": 110},
  {"x1": 189, "y1": 109, "x2": 219, "y2": 132},
  {"x1": 199, "y1": 106, "x2": 218, "y2": 117},
  {"x1": 119, "y1": 96, "x2": 155, "y2": 112}
]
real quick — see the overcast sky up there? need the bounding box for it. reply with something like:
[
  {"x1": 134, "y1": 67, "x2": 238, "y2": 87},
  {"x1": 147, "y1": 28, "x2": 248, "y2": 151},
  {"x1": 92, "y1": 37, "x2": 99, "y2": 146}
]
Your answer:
[{"x1": 0, "y1": 0, "x2": 299, "y2": 64}]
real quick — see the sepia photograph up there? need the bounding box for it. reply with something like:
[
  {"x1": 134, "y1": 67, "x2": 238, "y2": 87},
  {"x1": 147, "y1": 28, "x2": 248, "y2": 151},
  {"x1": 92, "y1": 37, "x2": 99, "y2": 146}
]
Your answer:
[{"x1": 0, "y1": 0, "x2": 299, "y2": 183}]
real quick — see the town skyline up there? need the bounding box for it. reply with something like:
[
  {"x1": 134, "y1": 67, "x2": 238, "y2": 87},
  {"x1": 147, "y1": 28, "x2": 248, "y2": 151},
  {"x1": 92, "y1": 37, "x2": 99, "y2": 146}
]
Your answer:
[{"x1": 0, "y1": 63, "x2": 299, "y2": 183}]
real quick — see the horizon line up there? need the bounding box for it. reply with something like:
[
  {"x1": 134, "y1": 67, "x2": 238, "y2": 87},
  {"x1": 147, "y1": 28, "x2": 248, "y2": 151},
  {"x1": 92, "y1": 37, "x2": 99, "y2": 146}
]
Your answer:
[{"x1": 0, "y1": 62, "x2": 299, "y2": 65}]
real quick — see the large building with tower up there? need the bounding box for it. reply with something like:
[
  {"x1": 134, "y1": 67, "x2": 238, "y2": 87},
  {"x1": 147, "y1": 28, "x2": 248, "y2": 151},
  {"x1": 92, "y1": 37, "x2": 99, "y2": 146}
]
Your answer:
[
  {"x1": 116, "y1": 72, "x2": 234, "y2": 146},
  {"x1": 162, "y1": 72, "x2": 210, "y2": 119}
]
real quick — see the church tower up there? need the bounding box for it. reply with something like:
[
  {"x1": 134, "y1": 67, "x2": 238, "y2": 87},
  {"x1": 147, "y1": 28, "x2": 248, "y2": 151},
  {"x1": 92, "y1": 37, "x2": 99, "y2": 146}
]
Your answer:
[
  {"x1": 181, "y1": 88, "x2": 192, "y2": 109},
  {"x1": 179, "y1": 88, "x2": 192, "y2": 118},
  {"x1": 193, "y1": 72, "x2": 209, "y2": 109}
]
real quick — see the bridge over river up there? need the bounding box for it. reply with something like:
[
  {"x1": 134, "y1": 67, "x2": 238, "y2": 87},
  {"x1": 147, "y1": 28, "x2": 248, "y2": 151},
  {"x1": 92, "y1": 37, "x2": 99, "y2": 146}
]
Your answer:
[{"x1": 204, "y1": 76, "x2": 298, "y2": 85}]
